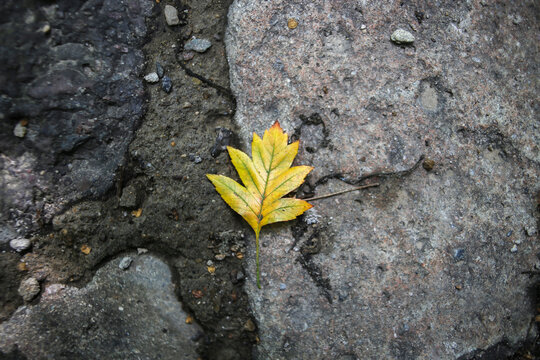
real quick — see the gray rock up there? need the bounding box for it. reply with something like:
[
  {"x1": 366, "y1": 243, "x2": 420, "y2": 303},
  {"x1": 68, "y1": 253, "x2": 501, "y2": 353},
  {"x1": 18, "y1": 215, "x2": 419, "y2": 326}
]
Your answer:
[
  {"x1": 118, "y1": 256, "x2": 133, "y2": 270},
  {"x1": 164, "y1": 5, "x2": 180, "y2": 26},
  {"x1": 1, "y1": 255, "x2": 202, "y2": 358},
  {"x1": 226, "y1": 1, "x2": 538, "y2": 359},
  {"x1": 184, "y1": 38, "x2": 212, "y2": 53},
  {"x1": 390, "y1": 29, "x2": 415, "y2": 44},
  {"x1": 161, "y1": 76, "x2": 172, "y2": 93},
  {"x1": 13, "y1": 123, "x2": 27, "y2": 138},
  {"x1": 18, "y1": 277, "x2": 40, "y2": 302},
  {"x1": 144, "y1": 72, "x2": 159, "y2": 83},
  {"x1": 9, "y1": 238, "x2": 31, "y2": 252},
  {"x1": 0, "y1": 0, "x2": 153, "y2": 234}
]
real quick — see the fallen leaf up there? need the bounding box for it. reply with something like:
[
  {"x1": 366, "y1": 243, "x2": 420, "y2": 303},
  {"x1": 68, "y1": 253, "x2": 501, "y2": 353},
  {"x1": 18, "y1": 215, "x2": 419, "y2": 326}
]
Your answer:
[
  {"x1": 185, "y1": 315, "x2": 193, "y2": 324},
  {"x1": 132, "y1": 208, "x2": 142, "y2": 217},
  {"x1": 207, "y1": 265, "x2": 216, "y2": 274},
  {"x1": 207, "y1": 121, "x2": 313, "y2": 288},
  {"x1": 81, "y1": 244, "x2": 91, "y2": 255}
]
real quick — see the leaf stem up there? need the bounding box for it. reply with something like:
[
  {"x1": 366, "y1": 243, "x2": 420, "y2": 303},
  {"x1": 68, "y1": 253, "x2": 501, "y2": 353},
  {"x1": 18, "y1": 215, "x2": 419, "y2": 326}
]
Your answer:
[
  {"x1": 303, "y1": 183, "x2": 380, "y2": 201},
  {"x1": 256, "y1": 232, "x2": 261, "y2": 289}
]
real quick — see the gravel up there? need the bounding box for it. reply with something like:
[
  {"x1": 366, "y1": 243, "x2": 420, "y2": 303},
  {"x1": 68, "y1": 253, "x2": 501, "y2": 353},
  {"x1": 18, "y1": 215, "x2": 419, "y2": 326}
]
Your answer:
[
  {"x1": 13, "y1": 123, "x2": 27, "y2": 138},
  {"x1": 156, "y1": 62, "x2": 164, "y2": 78},
  {"x1": 184, "y1": 37, "x2": 212, "y2": 53},
  {"x1": 161, "y1": 76, "x2": 172, "y2": 93},
  {"x1": 164, "y1": 5, "x2": 180, "y2": 26},
  {"x1": 18, "y1": 277, "x2": 40, "y2": 302},
  {"x1": 144, "y1": 72, "x2": 159, "y2": 83},
  {"x1": 390, "y1": 29, "x2": 415, "y2": 44},
  {"x1": 119, "y1": 257, "x2": 133, "y2": 270},
  {"x1": 9, "y1": 238, "x2": 31, "y2": 252}
]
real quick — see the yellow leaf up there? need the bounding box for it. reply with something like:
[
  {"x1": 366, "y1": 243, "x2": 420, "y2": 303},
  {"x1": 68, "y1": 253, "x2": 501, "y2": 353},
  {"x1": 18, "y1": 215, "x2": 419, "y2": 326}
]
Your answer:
[
  {"x1": 207, "y1": 121, "x2": 313, "y2": 288},
  {"x1": 132, "y1": 208, "x2": 142, "y2": 218}
]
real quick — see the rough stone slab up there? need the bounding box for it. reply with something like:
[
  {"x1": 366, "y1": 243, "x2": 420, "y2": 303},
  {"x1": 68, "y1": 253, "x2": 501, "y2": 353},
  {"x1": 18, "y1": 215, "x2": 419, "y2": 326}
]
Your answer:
[
  {"x1": 225, "y1": 1, "x2": 539, "y2": 359},
  {"x1": 0, "y1": 255, "x2": 202, "y2": 359},
  {"x1": 0, "y1": 0, "x2": 154, "y2": 233}
]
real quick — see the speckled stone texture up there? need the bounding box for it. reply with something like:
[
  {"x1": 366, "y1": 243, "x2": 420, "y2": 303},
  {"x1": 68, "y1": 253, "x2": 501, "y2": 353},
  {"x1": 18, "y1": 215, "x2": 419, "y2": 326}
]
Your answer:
[
  {"x1": 226, "y1": 1, "x2": 539, "y2": 359},
  {"x1": 0, "y1": 255, "x2": 202, "y2": 359}
]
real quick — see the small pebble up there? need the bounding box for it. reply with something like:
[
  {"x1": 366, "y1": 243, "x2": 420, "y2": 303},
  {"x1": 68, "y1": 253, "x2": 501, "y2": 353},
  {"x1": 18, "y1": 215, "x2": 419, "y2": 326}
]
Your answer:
[
  {"x1": 391, "y1": 29, "x2": 415, "y2": 44},
  {"x1": 236, "y1": 271, "x2": 245, "y2": 282},
  {"x1": 144, "y1": 72, "x2": 159, "y2": 83},
  {"x1": 453, "y1": 248, "x2": 465, "y2": 261},
  {"x1": 13, "y1": 123, "x2": 27, "y2": 138},
  {"x1": 10, "y1": 238, "x2": 31, "y2": 252},
  {"x1": 137, "y1": 248, "x2": 148, "y2": 255},
  {"x1": 524, "y1": 226, "x2": 536, "y2": 237},
  {"x1": 40, "y1": 24, "x2": 51, "y2": 34},
  {"x1": 279, "y1": 283, "x2": 287, "y2": 291},
  {"x1": 215, "y1": 254, "x2": 226, "y2": 261},
  {"x1": 18, "y1": 277, "x2": 40, "y2": 302},
  {"x1": 423, "y1": 158, "x2": 435, "y2": 171},
  {"x1": 182, "y1": 102, "x2": 192, "y2": 108},
  {"x1": 164, "y1": 5, "x2": 180, "y2": 26},
  {"x1": 119, "y1": 257, "x2": 133, "y2": 270},
  {"x1": 184, "y1": 38, "x2": 212, "y2": 53},
  {"x1": 244, "y1": 319, "x2": 256, "y2": 332},
  {"x1": 162, "y1": 76, "x2": 172, "y2": 93},
  {"x1": 189, "y1": 154, "x2": 202, "y2": 163},
  {"x1": 506, "y1": 230, "x2": 513, "y2": 237},
  {"x1": 182, "y1": 51, "x2": 195, "y2": 61},
  {"x1": 206, "y1": 260, "x2": 214, "y2": 266},
  {"x1": 287, "y1": 18, "x2": 298, "y2": 29},
  {"x1": 510, "y1": 244, "x2": 518, "y2": 253},
  {"x1": 156, "y1": 62, "x2": 164, "y2": 78}
]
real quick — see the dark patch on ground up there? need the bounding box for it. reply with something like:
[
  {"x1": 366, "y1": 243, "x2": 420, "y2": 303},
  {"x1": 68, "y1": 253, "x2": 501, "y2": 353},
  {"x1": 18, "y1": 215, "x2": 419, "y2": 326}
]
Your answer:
[
  {"x1": 0, "y1": 0, "x2": 151, "y2": 232},
  {"x1": 0, "y1": 253, "x2": 23, "y2": 322},
  {"x1": 0, "y1": 0, "x2": 256, "y2": 359}
]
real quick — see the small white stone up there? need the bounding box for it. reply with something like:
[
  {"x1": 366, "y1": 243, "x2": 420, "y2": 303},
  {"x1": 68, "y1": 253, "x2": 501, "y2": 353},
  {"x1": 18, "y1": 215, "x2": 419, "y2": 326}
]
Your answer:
[
  {"x1": 510, "y1": 244, "x2": 518, "y2": 253},
  {"x1": 10, "y1": 238, "x2": 31, "y2": 252},
  {"x1": 18, "y1": 277, "x2": 40, "y2": 302},
  {"x1": 13, "y1": 123, "x2": 27, "y2": 138},
  {"x1": 119, "y1": 257, "x2": 133, "y2": 270},
  {"x1": 164, "y1": 5, "x2": 180, "y2": 26},
  {"x1": 144, "y1": 72, "x2": 159, "y2": 83},
  {"x1": 391, "y1": 29, "x2": 415, "y2": 44},
  {"x1": 40, "y1": 24, "x2": 51, "y2": 34},
  {"x1": 137, "y1": 248, "x2": 148, "y2": 255}
]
